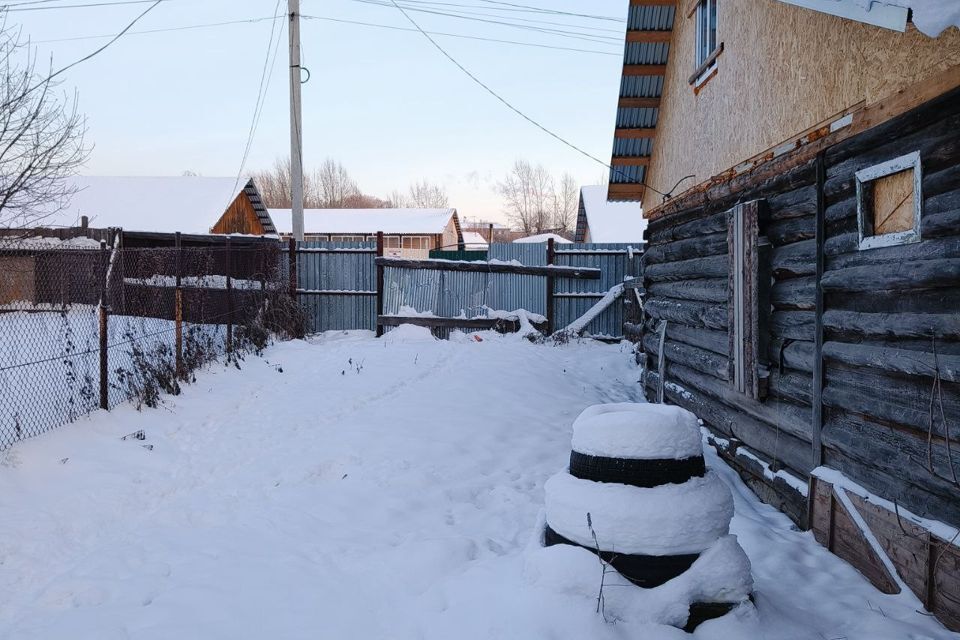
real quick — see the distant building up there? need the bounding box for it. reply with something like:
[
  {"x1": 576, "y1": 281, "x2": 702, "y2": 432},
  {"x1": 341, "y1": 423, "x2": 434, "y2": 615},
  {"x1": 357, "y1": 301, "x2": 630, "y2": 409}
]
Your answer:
[
  {"x1": 460, "y1": 219, "x2": 517, "y2": 243},
  {"x1": 513, "y1": 232, "x2": 572, "y2": 244},
  {"x1": 574, "y1": 185, "x2": 645, "y2": 243},
  {"x1": 220, "y1": 208, "x2": 463, "y2": 259},
  {"x1": 461, "y1": 231, "x2": 489, "y2": 251},
  {"x1": 23, "y1": 176, "x2": 273, "y2": 235}
]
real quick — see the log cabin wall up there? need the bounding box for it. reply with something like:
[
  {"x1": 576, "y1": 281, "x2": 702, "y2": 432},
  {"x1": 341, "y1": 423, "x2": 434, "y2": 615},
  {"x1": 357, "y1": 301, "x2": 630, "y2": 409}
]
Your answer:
[{"x1": 637, "y1": 82, "x2": 960, "y2": 629}]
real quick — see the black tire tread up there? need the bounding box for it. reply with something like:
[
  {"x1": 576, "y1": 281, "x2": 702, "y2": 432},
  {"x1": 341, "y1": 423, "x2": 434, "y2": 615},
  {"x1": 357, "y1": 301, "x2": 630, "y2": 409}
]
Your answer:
[{"x1": 569, "y1": 451, "x2": 705, "y2": 487}]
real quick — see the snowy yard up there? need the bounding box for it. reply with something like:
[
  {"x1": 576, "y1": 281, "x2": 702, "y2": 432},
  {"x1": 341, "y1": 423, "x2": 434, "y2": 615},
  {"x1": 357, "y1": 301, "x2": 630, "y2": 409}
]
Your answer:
[{"x1": 0, "y1": 329, "x2": 954, "y2": 639}]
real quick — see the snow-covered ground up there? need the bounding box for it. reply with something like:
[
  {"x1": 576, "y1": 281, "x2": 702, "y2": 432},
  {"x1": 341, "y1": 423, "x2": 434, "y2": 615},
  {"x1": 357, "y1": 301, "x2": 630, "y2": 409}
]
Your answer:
[{"x1": 0, "y1": 329, "x2": 955, "y2": 639}]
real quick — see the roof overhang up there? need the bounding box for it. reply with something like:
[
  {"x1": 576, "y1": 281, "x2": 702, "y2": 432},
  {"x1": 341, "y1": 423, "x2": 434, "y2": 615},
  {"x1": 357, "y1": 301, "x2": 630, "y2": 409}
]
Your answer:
[
  {"x1": 775, "y1": 0, "x2": 908, "y2": 31},
  {"x1": 607, "y1": 0, "x2": 676, "y2": 204}
]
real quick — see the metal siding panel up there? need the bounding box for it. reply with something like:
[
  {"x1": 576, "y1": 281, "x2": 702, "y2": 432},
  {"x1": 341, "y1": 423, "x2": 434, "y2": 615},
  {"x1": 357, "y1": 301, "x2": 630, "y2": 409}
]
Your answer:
[{"x1": 296, "y1": 241, "x2": 377, "y2": 332}]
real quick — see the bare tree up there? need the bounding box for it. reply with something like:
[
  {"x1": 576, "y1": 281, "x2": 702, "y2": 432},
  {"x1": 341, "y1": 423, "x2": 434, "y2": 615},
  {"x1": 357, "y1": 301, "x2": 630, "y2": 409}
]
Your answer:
[
  {"x1": 552, "y1": 172, "x2": 579, "y2": 234},
  {"x1": 314, "y1": 158, "x2": 361, "y2": 208},
  {"x1": 386, "y1": 188, "x2": 408, "y2": 208},
  {"x1": 407, "y1": 179, "x2": 449, "y2": 208},
  {"x1": 496, "y1": 160, "x2": 555, "y2": 234},
  {"x1": 0, "y1": 26, "x2": 88, "y2": 227}
]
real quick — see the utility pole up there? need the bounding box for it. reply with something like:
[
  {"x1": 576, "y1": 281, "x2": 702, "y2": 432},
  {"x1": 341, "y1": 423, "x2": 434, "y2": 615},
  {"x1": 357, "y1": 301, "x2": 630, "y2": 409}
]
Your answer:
[{"x1": 288, "y1": 0, "x2": 304, "y2": 242}]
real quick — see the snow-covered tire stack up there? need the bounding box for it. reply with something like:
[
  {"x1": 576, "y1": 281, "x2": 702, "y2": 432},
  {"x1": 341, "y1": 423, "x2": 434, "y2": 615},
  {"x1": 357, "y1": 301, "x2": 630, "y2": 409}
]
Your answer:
[{"x1": 543, "y1": 402, "x2": 752, "y2": 630}]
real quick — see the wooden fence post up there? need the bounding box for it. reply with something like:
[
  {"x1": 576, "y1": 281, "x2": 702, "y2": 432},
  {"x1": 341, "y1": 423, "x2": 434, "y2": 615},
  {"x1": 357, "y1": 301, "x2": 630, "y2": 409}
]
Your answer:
[
  {"x1": 546, "y1": 237, "x2": 555, "y2": 334},
  {"x1": 225, "y1": 237, "x2": 233, "y2": 356},
  {"x1": 98, "y1": 240, "x2": 109, "y2": 410},
  {"x1": 376, "y1": 231, "x2": 385, "y2": 337},
  {"x1": 175, "y1": 232, "x2": 183, "y2": 379}
]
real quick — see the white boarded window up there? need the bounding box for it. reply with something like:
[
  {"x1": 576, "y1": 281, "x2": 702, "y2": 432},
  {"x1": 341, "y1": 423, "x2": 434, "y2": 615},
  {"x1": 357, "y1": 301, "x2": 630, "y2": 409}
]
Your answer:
[
  {"x1": 855, "y1": 151, "x2": 922, "y2": 250},
  {"x1": 695, "y1": 0, "x2": 718, "y2": 68}
]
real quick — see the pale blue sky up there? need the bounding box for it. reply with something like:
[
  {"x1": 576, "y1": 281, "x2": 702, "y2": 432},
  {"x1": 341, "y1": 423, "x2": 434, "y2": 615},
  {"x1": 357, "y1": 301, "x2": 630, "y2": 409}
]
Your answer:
[{"x1": 16, "y1": 0, "x2": 627, "y2": 222}]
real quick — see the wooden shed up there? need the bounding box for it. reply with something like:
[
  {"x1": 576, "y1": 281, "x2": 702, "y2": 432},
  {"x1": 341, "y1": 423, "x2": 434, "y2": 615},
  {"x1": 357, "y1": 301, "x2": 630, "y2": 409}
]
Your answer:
[{"x1": 608, "y1": 0, "x2": 960, "y2": 629}]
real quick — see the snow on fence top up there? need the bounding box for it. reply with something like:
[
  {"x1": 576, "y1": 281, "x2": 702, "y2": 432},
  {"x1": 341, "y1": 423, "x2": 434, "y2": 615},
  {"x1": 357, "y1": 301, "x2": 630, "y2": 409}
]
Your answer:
[
  {"x1": 269, "y1": 208, "x2": 456, "y2": 235},
  {"x1": 580, "y1": 185, "x2": 646, "y2": 243},
  {"x1": 23, "y1": 176, "x2": 247, "y2": 234}
]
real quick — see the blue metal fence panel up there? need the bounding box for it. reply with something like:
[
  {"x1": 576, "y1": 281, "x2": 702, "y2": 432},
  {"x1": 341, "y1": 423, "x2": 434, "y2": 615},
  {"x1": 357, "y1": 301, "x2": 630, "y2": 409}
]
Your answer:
[
  {"x1": 296, "y1": 241, "x2": 377, "y2": 333},
  {"x1": 553, "y1": 243, "x2": 642, "y2": 338},
  {"x1": 487, "y1": 243, "x2": 546, "y2": 316}
]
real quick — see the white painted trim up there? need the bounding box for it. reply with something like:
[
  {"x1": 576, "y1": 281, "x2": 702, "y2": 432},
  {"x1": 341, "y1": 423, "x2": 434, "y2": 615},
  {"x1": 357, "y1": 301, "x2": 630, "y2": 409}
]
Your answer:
[
  {"x1": 855, "y1": 150, "x2": 922, "y2": 251},
  {"x1": 693, "y1": 62, "x2": 717, "y2": 88},
  {"x1": 829, "y1": 113, "x2": 854, "y2": 133},
  {"x1": 776, "y1": 0, "x2": 908, "y2": 32}
]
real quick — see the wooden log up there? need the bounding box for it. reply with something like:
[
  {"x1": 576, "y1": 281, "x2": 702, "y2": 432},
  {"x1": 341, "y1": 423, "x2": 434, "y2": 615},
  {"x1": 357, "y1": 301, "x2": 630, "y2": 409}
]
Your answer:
[
  {"x1": 823, "y1": 310, "x2": 960, "y2": 340},
  {"x1": 643, "y1": 319, "x2": 728, "y2": 355},
  {"x1": 826, "y1": 236, "x2": 960, "y2": 268},
  {"x1": 644, "y1": 297, "x2": 727, "y2": 329},
  {"x1": 923, "y1": 206, "x2": 960, "y2": 240},
  {"x1": 768, "y1": 369, "x2": 813, "y2": 406},
  {"x1": 821, "y1": 413, "x2": 960, "y2": 523},
  {"x1": 623, "y1": 321, "x2": 643, "y2": 342},
  {"x1": 771, "y1": 275, "x2": 815, "y2": 311},
  {"x1": 642, "y1": 334, "x2": 730, "y2": 381},
  {"x1": 771, "y1": 239, "x2": 816, "y2": 277},
  {"x1": 824, "y1": 195, "x2": 856, "y2": 225},
  {"x1": 822, "y1": 259, "x2": 960, "y2": 293},
  {"x1": 825, "y1": 288, "x2": 960, "y2": 317},
  {"x1": 644, "y1": 254, "x2": 728, "y2": 282},
  {"x1": 644, "y1": 232, "x2": 728, "y2": 265},
  {"x1": 768, "y1": 215, "x2": 815, "y2": 246},
  {"x1": 824, "y1": 340, "x2": 960, "y2": 383},
  {"x1": 926, "y1": 183, "x2": 960, "y2": 215},
  {"x1": 771, "y1": 310, "x2": 816, "y2": 341},
  {"x1": 666, "y1": 361, "x2": 813, "y2": 442},
  {"x1": 924, "y1": 162, "x2": 960, "y2": 200},
  {"x1": 766, "y1": 184, "x2": 817, "y2": 220},
  {"x1": 374, "y1": 257, "x2": 600, "y2": 279},
  {"x1": 647, "y1": 278, "x2": 727, "y2": 303},
  {"x1": 648, "y1": 371, "x2": 814, "y2": 476},
  {"x1": 647, "y1": 211, "x2": 726, "y2": 244},
  {"x1": 823, "y1": 364, "x2": 960, "y2": 440},
  {"x1": 768, "y1": 338, "x2": 816, "y2": 373}
]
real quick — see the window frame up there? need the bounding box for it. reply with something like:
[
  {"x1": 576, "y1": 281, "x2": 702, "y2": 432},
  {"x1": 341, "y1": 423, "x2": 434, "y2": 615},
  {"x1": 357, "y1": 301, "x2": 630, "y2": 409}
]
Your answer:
[{"x1": 855, "y1": 151, "x2": 922, "y2": 251}]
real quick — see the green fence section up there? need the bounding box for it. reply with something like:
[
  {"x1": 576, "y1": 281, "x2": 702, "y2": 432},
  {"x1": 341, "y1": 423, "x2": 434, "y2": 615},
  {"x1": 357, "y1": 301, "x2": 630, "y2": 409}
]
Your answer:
[{"x1": 428, "y1": 249, "x2": 488, "y2": 261}]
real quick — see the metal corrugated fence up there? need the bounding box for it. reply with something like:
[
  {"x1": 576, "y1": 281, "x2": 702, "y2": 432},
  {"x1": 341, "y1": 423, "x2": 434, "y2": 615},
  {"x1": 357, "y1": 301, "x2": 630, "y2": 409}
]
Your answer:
[
  {"x1": 295, "y1": 241, "x2": 376, "y2": 333},
  {"x1": 554, "y1": 243, "x2": 642, "y2": 338}
]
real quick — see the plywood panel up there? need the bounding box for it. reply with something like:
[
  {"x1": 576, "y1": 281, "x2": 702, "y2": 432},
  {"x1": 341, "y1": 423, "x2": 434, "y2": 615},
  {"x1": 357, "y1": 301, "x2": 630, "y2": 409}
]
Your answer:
[
  {"x1": 871, "y1": 169, "x2": 915, "y2": 235},
  {"x1": 645, "y1": 0, "x2": 960, "y2": 201}
]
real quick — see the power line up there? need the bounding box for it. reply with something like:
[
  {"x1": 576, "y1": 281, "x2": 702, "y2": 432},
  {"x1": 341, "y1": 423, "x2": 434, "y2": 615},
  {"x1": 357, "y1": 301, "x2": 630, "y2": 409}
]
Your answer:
[
  {"x1": 2, "y1": 0, "x2": 175, "y2": 11},
  {"x1": 301, "y1": 14, "x2": 618, "y2": 56},
  {"x1": 475, "y1": 0, "x2": 622, "y2": 22},
  {"x1": 33, "y1": 0, "x2": 162, "y2": 91},
  {"x1": 384, "y1": 0, "x2": 673, "y2": 198},
  {"x1": 232, "y1": 1, "x2": 286, "y2": 197},
  {"x1": 347, "y1": 0, "x2": 623, "y2": 44},
  {"x1": 33, "y1": 16, "x2": 281, "y2": 44}
]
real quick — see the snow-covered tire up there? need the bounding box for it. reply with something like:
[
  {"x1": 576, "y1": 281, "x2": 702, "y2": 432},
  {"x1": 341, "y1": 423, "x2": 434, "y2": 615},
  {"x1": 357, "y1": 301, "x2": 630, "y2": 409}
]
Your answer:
[
  {"x1": 568, "y1": 450, "x2": 705, "y2": 487},
  {"x1": 572, "y1": 403, "x2": 702, "y2": 461},
  {"x1": 543, "y1": 525, "x2": 699, "y2": 588},
  {"x1": 685, "y1": 602, "x2": 738, "y2": 632},
  {"x1": 544, "y1": 471, "x2": 733, "y2": 556}
]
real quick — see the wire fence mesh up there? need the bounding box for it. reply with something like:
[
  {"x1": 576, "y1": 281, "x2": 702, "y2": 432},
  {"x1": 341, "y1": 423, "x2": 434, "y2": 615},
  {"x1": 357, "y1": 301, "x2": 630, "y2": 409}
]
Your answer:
[{"x1": 0, "y1": 239, "x2": 302, "y2": 451}]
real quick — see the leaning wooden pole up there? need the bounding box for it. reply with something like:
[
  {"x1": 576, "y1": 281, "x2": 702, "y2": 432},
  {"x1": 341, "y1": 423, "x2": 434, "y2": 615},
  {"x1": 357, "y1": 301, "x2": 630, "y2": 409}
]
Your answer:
[{"x1": 376, "y1": 231, "x2": 385, "y2": 337}]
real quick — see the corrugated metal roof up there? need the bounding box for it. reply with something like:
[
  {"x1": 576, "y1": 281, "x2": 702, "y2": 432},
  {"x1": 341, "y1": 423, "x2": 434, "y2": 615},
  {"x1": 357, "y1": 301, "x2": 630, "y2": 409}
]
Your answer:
[
  {"x1": 627, "y1": 4, "x2": 676, "y2": 30},
  {"x1": 619, "y1": 75, "x2": 664, "y2": 98},
  {"x1": 623, "y1": 42, "x2": 670, "y2": 65},
  {"x1": 612, "y1": 138, "x2": 654, "y2": 157},
  {"x1": 616, "y1": 107, "x2": 659, "y2": 128}
]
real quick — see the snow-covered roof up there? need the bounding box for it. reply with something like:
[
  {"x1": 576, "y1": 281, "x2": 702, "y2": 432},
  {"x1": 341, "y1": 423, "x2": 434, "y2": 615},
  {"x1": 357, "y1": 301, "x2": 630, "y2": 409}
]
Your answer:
[
  {"x1": 28, "y1": 176, "x2": 247, "y2": 234},
  {"x1": 777, "y1": 0, "x2": 959, "y2": 36},
  {"x1": 513, "y1": 233, "x2": 572, "y2": 244},
  {"x1": 270, "y1": 208, "x2": 457, "y2": 235},
  {"x1": 580, "y1": 185, "x2": 646, "y2": 243},
  {"x1": 462, "y1": 231, "x2": 489, "y2": 249}
]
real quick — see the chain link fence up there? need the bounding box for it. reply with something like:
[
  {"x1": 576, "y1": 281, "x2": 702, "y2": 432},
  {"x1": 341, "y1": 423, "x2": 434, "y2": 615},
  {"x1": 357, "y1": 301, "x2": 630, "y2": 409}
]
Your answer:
[{"x1": 0, "y1": 238, "x2": 302, "y2": 451}]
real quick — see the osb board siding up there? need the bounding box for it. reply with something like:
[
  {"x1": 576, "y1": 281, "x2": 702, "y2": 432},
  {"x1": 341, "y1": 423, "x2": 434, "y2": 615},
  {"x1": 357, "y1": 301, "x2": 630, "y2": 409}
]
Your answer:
[
  {"x1": 819, "y1": 84, "x2": 960, "y2": 529},
  {"x1": 441, "y1": 217, "x2": 460, "y2": 251},
  {"x1": 211, "y1": 193, "x2": 265, "y2": 235},
  {"x1": 811, "y1": 477, "x2": 960, "y2": 631},
  {"x1": 645, "y1": 0, "x2": 960, "y2": 200}
]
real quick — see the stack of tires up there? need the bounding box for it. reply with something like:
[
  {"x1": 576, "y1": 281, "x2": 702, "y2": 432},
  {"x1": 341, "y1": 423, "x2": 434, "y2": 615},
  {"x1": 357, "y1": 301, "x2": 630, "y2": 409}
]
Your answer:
[{"x1": 543, "y1": 402, "x2": 751, "y2": 630}]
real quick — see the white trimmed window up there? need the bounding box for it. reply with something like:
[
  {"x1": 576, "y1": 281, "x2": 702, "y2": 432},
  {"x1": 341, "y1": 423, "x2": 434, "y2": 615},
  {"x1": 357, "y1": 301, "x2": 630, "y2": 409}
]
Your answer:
[
  {"x1": 401, "y1": 236, "x2": 431, "y2": 250},
  {"x1": 695, "y1": 0, "x2": 718, "y2": 68},
  {"x1": 855, "y1": 151, "x2": 922, "y2": 250}
]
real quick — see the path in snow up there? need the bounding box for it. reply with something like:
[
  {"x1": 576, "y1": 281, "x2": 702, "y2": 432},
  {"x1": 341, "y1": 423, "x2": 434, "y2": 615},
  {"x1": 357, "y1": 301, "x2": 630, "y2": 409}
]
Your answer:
[{"x1": 0, "y1": 329, "x2": 955, "y2": 640}]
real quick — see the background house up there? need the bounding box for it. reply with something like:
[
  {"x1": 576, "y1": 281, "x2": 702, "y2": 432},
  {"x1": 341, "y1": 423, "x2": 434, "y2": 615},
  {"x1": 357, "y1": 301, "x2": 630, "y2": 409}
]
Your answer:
[
  {"x1": 24, "y1": 176, "x2": 274, "y2": 235},
  {"x1": 611, "y1": 0, "x2": 960, "y2": 629},
  {"x1": 249, "y1": 208, "x2": 463, "y2": 259},
  {"x1": 513, "y1": 232, "x2": 571, "y2": 244},
  {"x1": 574, "y1": 185, "x2": 646, "y2": 243}
]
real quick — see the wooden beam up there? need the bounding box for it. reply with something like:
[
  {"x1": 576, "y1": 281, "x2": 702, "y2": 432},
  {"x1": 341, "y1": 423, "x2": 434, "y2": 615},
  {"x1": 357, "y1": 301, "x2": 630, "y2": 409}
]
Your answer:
[
  {"x1": 611, "y1": 156, "x2": 651, "y2": 166},
  {"x1": 375, "y1": 257, "x2": 601, "y2": 279},
  {"x1": 614, "y1": 127, "x2": 657, "y2": 138},
  {"x1": 378, "y1": 315, "x2": 548, "y2": 333},
  {"x1": 618, "y1": 96, "x2": 661, "y2": 109},
  {"x1": 625, "y1": 30, "x2": 673, "y2": 43},
  {"x1": 623, "y1": 64, "x2": 668, "y2": 76},
  {"x1": 607, "y1": 183, "x2": 646, "y2": 202}
]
